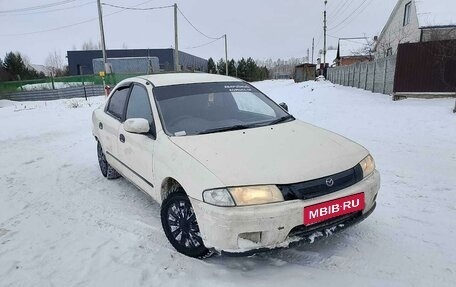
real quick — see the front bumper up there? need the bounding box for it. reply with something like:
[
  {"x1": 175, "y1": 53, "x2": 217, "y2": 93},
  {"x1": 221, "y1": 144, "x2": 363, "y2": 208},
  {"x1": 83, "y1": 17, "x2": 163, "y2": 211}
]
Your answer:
[{"x1": 190, "y1": 170, "x2": 380, "y2": 253}]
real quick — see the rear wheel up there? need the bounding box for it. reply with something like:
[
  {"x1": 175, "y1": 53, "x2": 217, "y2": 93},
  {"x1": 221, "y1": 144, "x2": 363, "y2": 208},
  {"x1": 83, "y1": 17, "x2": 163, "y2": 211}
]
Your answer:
[
  {"x1": 96, "y1": 142, "x2": 120, "y2": 179},
  {"x1": 161, "y1": 191, "x2": 211, "y2": 258}
]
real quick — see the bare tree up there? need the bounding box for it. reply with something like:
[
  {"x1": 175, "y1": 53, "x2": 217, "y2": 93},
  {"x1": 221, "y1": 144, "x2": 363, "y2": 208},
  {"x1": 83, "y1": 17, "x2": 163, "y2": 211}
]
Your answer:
[
  {"x1": 81, "y1": 39, "x2": 101, "y2": 50},
  {"x1": 45, "y1": 50, "x2": 64, "y2": 77},
  {"x1": 376, "y1": 25, "x2": 415, "y2": 57}
]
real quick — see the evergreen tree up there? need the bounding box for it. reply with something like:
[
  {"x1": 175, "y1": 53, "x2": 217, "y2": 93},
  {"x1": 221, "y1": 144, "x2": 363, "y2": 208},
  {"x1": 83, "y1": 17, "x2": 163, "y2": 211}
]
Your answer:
[
  {"x1": 228, "y1": 59, "x2": 236, "y2": 77},
  {"x1": 3, "y1": 52, "x2": 27, "y2": 80},
  {"x1": 0, "y1": 57, "x2": 8, "y2": 81},
  {"x1": 245, "y1": 57, "x2": 257, "y2": 81},
  {"x1": 3, "y1": 52, "x2": 43, "y2": 80},
  {"x1": 207, "y1": 58, "x2": 217, "y2": 74},
  {"x1": 237, "y1": 58, "x2": 247, "y2": 80},
  {"x1": 216, "y1": 58, "x2": 226, "y2": 75}
]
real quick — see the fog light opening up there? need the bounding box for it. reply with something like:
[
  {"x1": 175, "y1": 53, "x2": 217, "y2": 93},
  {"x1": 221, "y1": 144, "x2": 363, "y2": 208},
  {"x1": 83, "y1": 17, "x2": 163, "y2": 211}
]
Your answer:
[{"x1": 239, "y1": 232, "x2": 262, "y2": 244}]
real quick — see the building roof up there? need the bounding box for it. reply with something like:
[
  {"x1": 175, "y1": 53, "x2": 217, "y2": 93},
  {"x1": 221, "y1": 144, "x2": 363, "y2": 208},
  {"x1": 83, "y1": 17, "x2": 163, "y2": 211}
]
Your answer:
[
  {"x1": 135, "y1": 73, "x2": 241, "y2": 87},
  {"x1": 415, "y1": 0, "x2": 456, "y2": 28},
  {"x1": 337, "y1": 38, "x2": 370, "y2": 58},
  {"x1": 295, "y1": 63, "x2": 316, "y2": 68}
]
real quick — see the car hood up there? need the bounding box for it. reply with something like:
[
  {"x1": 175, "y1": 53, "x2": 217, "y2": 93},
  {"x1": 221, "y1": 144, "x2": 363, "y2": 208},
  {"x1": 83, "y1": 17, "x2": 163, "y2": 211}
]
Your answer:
[{"x1": 170, "y1": 120, "x2": 369, "y2": 187}]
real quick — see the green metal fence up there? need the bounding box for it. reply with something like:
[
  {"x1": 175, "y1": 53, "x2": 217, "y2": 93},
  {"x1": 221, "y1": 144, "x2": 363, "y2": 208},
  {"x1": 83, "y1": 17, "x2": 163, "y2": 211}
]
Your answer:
[{"x1": 0, "y1": 73, "x2": 145, "y2": 94}]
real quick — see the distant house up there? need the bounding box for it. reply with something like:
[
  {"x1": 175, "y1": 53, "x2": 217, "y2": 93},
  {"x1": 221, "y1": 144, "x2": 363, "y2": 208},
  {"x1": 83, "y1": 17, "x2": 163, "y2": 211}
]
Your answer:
[
  {"x1": 66, "y1": 49, "x2": 208, "y2": 75},
  {"x1": 316, "y1": 49, "x2": 337, "y2": 76},
  {"x1": 293, "y1": 63, "x2": 316, "y2": 83},
  {"x1": 375, "y1": 0, "x2": 456, "y2": 58},
  {"x1": 317, "y1": 49, "x2": 337, "y2": 68},
  {"x1": 336, "y1": 38, "x2": 373, "y2": 66}
]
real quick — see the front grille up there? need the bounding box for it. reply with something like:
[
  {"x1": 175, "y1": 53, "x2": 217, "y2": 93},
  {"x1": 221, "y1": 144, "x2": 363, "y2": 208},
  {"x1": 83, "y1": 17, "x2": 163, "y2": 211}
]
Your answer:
[
  {"x1": 289, "y1": 211, "x2": 362, "y2": 238},
  {"x1": 277, "y1": 164, "x2": 363, "y2": 201}
]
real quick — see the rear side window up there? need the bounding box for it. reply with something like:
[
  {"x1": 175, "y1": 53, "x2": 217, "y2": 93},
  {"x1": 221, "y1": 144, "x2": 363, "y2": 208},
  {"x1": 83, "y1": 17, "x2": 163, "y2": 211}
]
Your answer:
[
  {"x1": 126, "y1": 84, "x2": 154, "y2": 124},
  {"x1": 107, "y1": 87, "x2": 130, "y2": 119}
]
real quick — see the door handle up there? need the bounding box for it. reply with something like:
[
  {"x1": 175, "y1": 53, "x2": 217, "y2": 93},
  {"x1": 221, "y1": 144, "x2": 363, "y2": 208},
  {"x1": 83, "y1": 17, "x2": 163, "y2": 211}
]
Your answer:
[
  {"x1": 99, "y1": 122, "x2": 103, "y2": 130},
  {"x1": 119, "y1": 134, "x2": 125, "y2": 143}
]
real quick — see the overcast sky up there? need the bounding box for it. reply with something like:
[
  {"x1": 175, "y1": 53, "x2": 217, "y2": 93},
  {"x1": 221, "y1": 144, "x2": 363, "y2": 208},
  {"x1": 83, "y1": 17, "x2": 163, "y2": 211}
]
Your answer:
[{"x1": 0, "y1": 0, "x2": 398, "y2": 65}]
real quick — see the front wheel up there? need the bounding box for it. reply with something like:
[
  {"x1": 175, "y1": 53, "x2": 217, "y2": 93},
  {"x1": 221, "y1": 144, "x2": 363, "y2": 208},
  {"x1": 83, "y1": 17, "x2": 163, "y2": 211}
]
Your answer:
[
  {"x1": 161, "y1": 192, "x2": 211, "y2": 258},
  {"x1": 96, "y1": 142, "x2": 120, "y2": 179}
]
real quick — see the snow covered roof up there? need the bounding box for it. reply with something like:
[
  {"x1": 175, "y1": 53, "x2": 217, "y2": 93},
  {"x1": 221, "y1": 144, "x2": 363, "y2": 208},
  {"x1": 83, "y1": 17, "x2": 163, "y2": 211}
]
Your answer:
[
  {"x1": 337, "y1": 38, "x2": 370, "y2": 58},
  {"x1": 136, "y1": 73, "x2": 240, "y2": 87},
  {"x1": 415, "y1": 0, "x2": 456, "y2": 28}
]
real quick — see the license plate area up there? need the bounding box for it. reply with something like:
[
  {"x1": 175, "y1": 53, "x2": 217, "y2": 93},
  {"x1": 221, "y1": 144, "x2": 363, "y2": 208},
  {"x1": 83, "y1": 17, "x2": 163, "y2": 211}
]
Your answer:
[{"x1": 303, "y1": 193, "x2": 365, "y2": 226}]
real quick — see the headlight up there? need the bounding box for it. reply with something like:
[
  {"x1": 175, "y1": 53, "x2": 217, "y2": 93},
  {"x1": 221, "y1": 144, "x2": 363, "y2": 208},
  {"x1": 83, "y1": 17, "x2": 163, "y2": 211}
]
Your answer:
[
  {"x1": 202, "y1": 188, "x2": 235, "y2": 206},
  {"x1": 229, "y1": 185, "x2": 284, "y2": 206},
  {"x1": 203, "y1": 185, "x2": 284, "y2": 207},
  {"x1": 360, "y1": 155, "x2": 375, "y2": 178}
]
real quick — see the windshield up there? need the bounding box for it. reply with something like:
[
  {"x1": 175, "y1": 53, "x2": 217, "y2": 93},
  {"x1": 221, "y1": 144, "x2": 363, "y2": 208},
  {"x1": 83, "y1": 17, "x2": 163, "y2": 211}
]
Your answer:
[{"x1": 153, "y1": 82, "x2": 292, "y2": 136}]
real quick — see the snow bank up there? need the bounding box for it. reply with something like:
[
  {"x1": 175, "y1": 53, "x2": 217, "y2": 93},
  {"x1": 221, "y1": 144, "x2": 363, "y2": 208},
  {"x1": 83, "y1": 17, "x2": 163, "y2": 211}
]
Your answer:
[
  {"x1": 0, "y1": 99, "x2": 16, "y2": 108},
  {"x1": 0, "y1": 80, "x2": 455, "y2": 286},
  {"x1": 19, "y1": 81, "x2": 94, "y2": 91}
]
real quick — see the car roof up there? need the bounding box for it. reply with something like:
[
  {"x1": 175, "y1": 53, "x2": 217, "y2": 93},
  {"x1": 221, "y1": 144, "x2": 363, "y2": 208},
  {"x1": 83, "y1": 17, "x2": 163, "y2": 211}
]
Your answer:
[{"x1": 134, "y1": 72, "x2": 242, "y2": 87}]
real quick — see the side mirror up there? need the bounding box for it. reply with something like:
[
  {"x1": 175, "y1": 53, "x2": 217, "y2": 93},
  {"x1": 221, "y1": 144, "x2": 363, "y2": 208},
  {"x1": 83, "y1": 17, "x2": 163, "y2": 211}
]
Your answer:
[
  {"x1": 279, "y1": 102, "x2": 288, "y2": 112},
  {"x1": 123, "y1": 118, "x2": 150, "y2": 134}
]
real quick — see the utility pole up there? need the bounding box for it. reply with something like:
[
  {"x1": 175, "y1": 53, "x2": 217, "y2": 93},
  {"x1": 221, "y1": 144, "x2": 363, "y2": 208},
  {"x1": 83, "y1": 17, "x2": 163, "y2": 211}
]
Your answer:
[
  {"x1": 174, "y1": 3, "x2": 180, "y2": 72},
  {"x1": 312, "y1": 37, "x2": 315, "y2": 64},
  {"x1": 323, "y1": 0, "x2": 328, "y2": 69},
  {"x1": 224, "y1": 34, "x2": 228, "y2": 76},
  {"x1": 97, "y1": 0, "x2": 109, "y2": 74},
  {"x1": 307, "y1": 48, "x2": 310, "y2": 63}
]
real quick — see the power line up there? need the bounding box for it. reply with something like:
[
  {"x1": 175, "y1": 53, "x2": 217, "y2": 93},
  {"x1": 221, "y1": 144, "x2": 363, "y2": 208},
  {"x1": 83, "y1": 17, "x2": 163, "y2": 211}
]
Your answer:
[
  {"x1": 101, "y1": 3, "x2": 174, "y2": 11},
  {"x1": 0, "y1": 1, "x2": 94, "y2": 17},
  {"x1": 329, "y1": 0, "x2": 372, "y2": 31},
  {"x1": 0, "y1": 0, "x2": 77, "y2": 14},
  {"x1": 332, "y1": 0, "x2": 372, "y2": 33},
  {"x1": 328, "y1": 0, "x2": 350, "y2": 17},
  {"x1": 185, "y1": 37, "x2": 223, "y2": 50},
  {"x1": 329, "y1": 0, "x2": 353, "y2": 22},
  {"x1": 0, "y1": 0, "x2": 156, "y2": 37},
  {"x1": 177, "y1": 7, "x2": 221, "y2": 40}
]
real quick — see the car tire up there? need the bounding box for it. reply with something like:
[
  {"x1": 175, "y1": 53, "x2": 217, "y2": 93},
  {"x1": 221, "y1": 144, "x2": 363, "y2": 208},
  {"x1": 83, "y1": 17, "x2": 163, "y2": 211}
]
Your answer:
[
  {"x1": 97, "y1": 141, "x2": 120, "y2": 179},
  {"x1": 161, "y1": 191, "x2": 211, "y2": 258}
]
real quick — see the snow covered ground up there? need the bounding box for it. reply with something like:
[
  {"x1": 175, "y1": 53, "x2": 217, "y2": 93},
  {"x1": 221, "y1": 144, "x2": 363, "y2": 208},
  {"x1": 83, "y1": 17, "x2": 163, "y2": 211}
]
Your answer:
[
  {"x1": 0, "y1": 80, "x2": 455, "y2": 286},
  {"x1": 19, "y1": 81, "x2": 93, "y2": 91}
]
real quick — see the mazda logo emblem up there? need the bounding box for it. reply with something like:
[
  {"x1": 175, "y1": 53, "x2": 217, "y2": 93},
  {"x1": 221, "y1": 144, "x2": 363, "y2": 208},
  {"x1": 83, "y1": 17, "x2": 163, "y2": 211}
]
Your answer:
[{"x1": 325, "y1": 178, "x2": 334, "y2": 187}]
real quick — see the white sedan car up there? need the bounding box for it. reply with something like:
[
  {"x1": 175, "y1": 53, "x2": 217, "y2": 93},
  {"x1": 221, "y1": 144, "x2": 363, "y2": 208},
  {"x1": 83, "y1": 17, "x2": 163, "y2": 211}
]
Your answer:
[{"x1": 92, "y1": 73, "x2": 380, "y2": 258}]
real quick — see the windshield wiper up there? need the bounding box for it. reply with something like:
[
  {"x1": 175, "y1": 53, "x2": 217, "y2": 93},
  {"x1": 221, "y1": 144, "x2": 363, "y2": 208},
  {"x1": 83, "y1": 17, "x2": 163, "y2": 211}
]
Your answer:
[
  {"x1": 266, "y1": 115, "x2": 295, "y2": 126},
  {"x1": 198, "y1": 124, "x2": 252, "y2": 135}
]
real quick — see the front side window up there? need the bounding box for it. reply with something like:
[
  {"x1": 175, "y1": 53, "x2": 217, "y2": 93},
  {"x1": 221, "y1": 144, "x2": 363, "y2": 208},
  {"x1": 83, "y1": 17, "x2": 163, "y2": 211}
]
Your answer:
[
  {"x1": 403, "y1": 2, "x2": 411, "y2": 26},
  {"x1": 107, "y1": 86, "x2": 130, "y2": 119},
  {"x1": 153, "y1": 82, "x2": 292, "y2": 136},
  {"x1": 126, "y1": 84, "x2": 154, "y2": 124}
]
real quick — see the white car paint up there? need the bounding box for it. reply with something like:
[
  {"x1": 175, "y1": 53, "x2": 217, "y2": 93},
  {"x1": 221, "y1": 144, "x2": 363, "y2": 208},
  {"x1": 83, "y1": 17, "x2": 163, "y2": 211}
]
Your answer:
[
  {"x1": 170, "y1": 120, "x2": 369, "y2": 187},
  {"x1": 92, "y1": 73, "x2": 380, "y2": 253}
]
